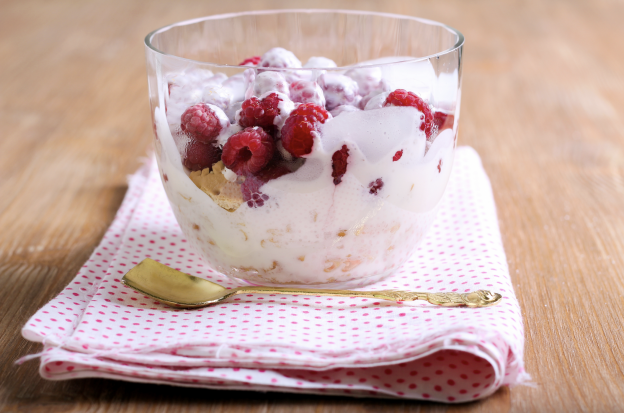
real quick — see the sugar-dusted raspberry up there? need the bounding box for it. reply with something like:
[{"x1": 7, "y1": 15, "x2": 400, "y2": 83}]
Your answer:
[
  {"x1": 330, "y1": 104, "x2": 360, "y2": 117},
  {"x1": 223, "y1": 69, "x2": 255, "y2": 102},
  {"x1": 368, "y1": 178, "x2": 384, "y2": 195},
  {"x1": 320, "y1": 73, "x2": 359, "y2": 110},
  {"x1": 260, "y1": 47, "x2": 302, "y2": 69},
  {"x1": 363, "y1": 91, "x2": 390, "y2": 110},
  {"x1": 202, "y1": 85, "x2": 233, "y2": 112},
  {"x1": 303, "y1": 56, "x2": 338, "y2": 68},
  {"x1": 344, "y1": 67, "x2": 383, "y2": 96},
  {"x1": 358, "y1": 79, "x2": 389, "y2": 109},
  {"x1": 204, "y1": 72, "x2": 228, "y2": 87},
  {"x1": 331, "y1": 145, "x2": 349, "y2": 185},
  {"x1": 166, "y1": 70, "x2": 227, "y2": 126},
  {"x1": 289, "y1": 80, "x2": 325, "y2": 107},
  {"x1": 180, "y1": 103, "x2": 223, "y2": 143},
  {"x1": 238, "y1": 93, "x2": 283, "y2": 130},
  {"x1": 254, "y1": 71, "x2": 290, "y2": 97},
  {"x1": 182, "y1": 139, "x2": 222, "y2": 171},
  {"x1": 281, "y1": 103, "x2": 331, "y2": 157},
  {"x1": 222, "y1": 127, "x2": 275, "y2": 175},
  {"x1": 239, "y1": 56, "x2": 261, "y2": 66},
  {"x1": 393, "y1": 150, "x2": 403, "y2": 162},
  {"x1": 384, "y1": 89, "x2": 434, "y2": 139}
]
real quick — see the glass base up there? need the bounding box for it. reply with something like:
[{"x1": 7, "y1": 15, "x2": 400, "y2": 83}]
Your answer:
[{"x1": 226, "y1": 270, "x2": 395, "y2": 290}]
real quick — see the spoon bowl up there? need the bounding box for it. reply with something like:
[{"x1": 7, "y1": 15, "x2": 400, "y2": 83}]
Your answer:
[{"x1": 122, "y1": 259, "x2": 235, "y2": 307}]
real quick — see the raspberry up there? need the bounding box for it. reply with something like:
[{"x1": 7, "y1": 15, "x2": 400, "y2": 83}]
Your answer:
[
  {"x1": 241, "y1": 175, "x2": 269, "y2": 208},
  {"x1": 260, "y1": 47, "x2": 302, "y2": 69},
  {"x1": 281, "y1": 103, "x2": 330, "y2": 157},
  {"x1": 363, "y1": 91, "x2": 390, "y2": 110},
  {"x1": 240, "y1": 161, "x2": 293, "y2": 208},
  {"x1": 393, "y1": 150, "x2": 403, "y2": 162},
  {"x1": 433, "y1": 111, "x2": 455, "y2": 134},
  {"x1": 222, "y1": 127, "x2": 275, "y2": 175},
  {"x1": 239, "y1": 56, "x2": 261, "y2": 66},
  {"x1": 304, "y1": 56, "x2": 338, "y2": 68},
  {"x1": 254, "y1": 71, "x2": 290, "y2": 97},
  {"x1": 384, "y1": 89, "x2": 434, "y2": 140},
  {"x1": 256, "y1": 161, "x2": 292, "y2": 182},
  {"x1": 330, "y1": 104, "x2": 360, "y2": 118},
  {"x1": 182, "y1": 139, "x2": 221, "y2": 171},
  {"x1": 180, "y1": 103, "x2": 222, "y2": 143},
  {"x1": 222, "y1": 70, "x2": 254, "y2": 103},
  {"x1": 331, "y1": 145, "x2": 349, "y2": 185},
  {"x1": 368, "y1": 178, "x2": 384, "y2": 195},
  {"x1": 359, "y1": 80, "x2": 389, "y2": 109},
  {"x1": 238, "y1": 93, "x2": 283, "y2": 130},
  {"x1": 344, "y1": 67, "x2": 383, "y2": 96},
  {"x1": 320, "y1": 73, "x2": 359, "y2": 110},
  {"x1": 289, "y1": 80, "x2": 325, "y2": 106},
  {"x1": 203, "y1": 85, "x2": 234, "y2": 112}
]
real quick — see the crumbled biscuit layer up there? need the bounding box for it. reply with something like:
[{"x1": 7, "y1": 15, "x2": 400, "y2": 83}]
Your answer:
[{"x1": 190, "y1": 161, "x2": 244, "y2": 212}]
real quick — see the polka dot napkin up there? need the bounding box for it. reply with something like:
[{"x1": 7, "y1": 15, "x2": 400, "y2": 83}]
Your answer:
[{"x1": 20, "y1": 146, "x2": 529, "y2": 402}]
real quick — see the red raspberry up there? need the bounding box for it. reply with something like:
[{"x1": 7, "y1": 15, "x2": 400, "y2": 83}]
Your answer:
[
  {"x1": 239, "y1": 56, "x2": 261, "y2": 66},
  {"x1": 239, "y1": 93, "x2": 282, "y2": 131},
  {"x1": 222, "y1": 127, "x2": 275, "y2": 175},
  {"x1": 182, "y1": 139, "x2": 221, "y2": 171},
  {"x1": 433, "y1": 111, "x2": 455, "y2": 134},
  {"x1": 240, "y1": 162, "x2": 292, "y2": 208},
  {"x1": 368, "y1": 178, "x2": 384, "y2": 195},
  {"x1": 393, "y1": 150, "x2": 403, "y2": 162},
  {"x1": 384, "y1": 89, "x2": 434, "y2": 140},
  {"x1": 281, "y1": 103, "x2": 330, "y2": 157},
  {"x1": 241, "y1": 175, "x2": 269, "y2": 208},
  {"x1": 180, "y1": 103, "x2": 222, "y2": 143},
  {"x1": 256, "y1": 161, "x2": 292, "y2": 182},
  {"x1": 289, "y1": 80, "x2": 325, "y2": 106},
  {"x1": 331, "y1": 145, "x2": 349, "y2": 185}
]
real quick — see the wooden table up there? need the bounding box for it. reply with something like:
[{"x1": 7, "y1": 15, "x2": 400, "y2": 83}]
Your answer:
[{"x1": 2, "y1": 0, "x2": 623, "y2": 411}]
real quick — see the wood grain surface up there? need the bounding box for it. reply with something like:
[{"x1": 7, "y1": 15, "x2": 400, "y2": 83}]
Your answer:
[{"x1": 1, "y1": 0, "x2": 623, "y2": 411}]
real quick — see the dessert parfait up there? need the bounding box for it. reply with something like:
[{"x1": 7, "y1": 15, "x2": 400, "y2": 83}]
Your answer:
[{"x1": 146, "y1": 11, "x2": 463, "y2": 287}]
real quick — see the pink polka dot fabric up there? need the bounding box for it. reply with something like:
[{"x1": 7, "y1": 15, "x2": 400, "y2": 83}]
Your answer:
[{"x1": 21, "y1": 147, "x2": 529, "y2": 402}]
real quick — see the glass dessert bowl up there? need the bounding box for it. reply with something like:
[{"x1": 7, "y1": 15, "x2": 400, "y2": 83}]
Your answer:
[{"x1": 144, "y1": 10, "x2": 464, "y2": 288}]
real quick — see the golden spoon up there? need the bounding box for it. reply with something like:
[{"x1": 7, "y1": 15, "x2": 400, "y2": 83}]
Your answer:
[{"x1": 121, "y1": 258, "x2": 502, "y2": 309}]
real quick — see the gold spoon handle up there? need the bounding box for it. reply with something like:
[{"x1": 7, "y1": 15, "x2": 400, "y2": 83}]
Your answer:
[{"x1": 234, "y1": 287, "x2": 502, "y2": 308}]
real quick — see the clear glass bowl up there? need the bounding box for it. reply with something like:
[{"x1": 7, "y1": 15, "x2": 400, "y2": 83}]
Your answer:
[{"x1": 144, "y1": 10, "x2": 464, "y2": 288}]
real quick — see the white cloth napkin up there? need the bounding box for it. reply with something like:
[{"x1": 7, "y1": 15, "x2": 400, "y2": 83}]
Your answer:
[{"x1": 21, "y1": 146, "x2": 529, "y2": 402}]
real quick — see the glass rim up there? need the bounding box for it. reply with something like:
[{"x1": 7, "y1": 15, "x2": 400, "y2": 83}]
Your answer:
[{"x1": 144, "y1": 9, "x2": 465, "y2": 70}]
